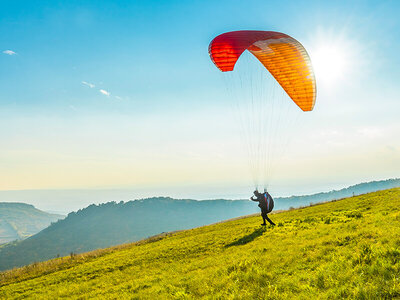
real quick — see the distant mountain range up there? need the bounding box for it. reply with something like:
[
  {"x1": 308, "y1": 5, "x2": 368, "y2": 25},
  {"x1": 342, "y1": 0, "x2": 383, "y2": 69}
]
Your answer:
[
  {"x1": 0, "y1": 178, "x2": 398, "y2": 271},
  {"x1": 0, "y1": 203, "x2": 64, "y2": 244},
  {"x1": 277, "y1": 178, "x2": 400, "y2": 208}
]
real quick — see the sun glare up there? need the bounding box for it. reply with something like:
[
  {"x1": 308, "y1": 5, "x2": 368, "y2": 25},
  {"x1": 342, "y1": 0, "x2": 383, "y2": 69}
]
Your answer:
[
  {"x1": 311, "y1": 45, "x2": 348, "y2": 87},
  {"x1": 307, "y1": 28, "x2": 361, "y2": 89}
]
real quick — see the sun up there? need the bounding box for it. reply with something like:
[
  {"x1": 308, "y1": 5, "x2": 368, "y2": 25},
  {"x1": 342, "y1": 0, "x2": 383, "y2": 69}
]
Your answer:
[
  {"x1": 307, "y1": 29, "x2": 356, "y2": 88},
  {"x1": 311, "y1": 45, "x2": 347, "y2": 86}
]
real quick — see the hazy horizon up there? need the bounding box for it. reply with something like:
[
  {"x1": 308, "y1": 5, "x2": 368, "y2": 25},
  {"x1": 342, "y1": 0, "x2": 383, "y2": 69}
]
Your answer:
[{"x1": 0, "y1": 177, "x2": 397, "y2": 214}]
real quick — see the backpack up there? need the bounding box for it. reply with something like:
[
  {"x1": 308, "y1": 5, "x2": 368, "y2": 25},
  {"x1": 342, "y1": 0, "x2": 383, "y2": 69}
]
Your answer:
[{"x1": 264, "y1": 192, "x2": 274, "y2": 213}]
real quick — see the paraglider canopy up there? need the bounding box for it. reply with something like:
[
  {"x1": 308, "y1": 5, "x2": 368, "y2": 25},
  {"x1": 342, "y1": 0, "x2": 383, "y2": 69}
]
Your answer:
[{"x1": 209, "y1": 30, "x2": 316, "y2": 112}]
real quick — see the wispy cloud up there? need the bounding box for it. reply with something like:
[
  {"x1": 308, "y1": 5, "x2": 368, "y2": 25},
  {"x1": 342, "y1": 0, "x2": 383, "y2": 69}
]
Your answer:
[
  {"x1": 99, "y1": 89, "x2": 110, "y2": 96},
  {"x1": 82, "y1": 81, "x2": 115, "y2": 98},
  {"x1": 82, "y1": 81, "x2": 95, "y2": 88},
  {"x1": 3, "y1": 50, "x2": 16, "y2": 55}
]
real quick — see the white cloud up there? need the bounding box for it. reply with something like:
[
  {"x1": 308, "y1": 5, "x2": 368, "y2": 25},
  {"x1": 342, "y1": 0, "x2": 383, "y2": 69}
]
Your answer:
[
  {"x1": 82, "y1": 81, "x2": 95, "y2": 88},
  {"x1": 114, "y1": 96, "x2": 122, "y2": 100},
  {"x1": 3, "y1": 50, "x2": 16, "y2": 55},
  {"x1": 99, "y1": 89, "x2": 110, "y2": 96}
]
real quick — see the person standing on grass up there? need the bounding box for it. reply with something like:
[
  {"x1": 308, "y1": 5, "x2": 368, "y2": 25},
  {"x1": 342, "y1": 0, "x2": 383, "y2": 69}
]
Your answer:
[{"x1": 250, "y1": 190, "x2": 275, "y2": 226}]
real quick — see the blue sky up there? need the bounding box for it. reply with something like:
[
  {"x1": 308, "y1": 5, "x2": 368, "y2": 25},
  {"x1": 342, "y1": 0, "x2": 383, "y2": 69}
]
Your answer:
[{"x1": 1, "y1": 0, "x2": 399, "y2": 208}]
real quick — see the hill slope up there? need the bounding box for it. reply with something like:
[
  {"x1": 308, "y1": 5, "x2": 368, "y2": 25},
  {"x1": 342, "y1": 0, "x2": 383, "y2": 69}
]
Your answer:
[
  {"x1": 0, "y1": 203, "x2": 64, "y2": 244},
  {"x1": 1, "y1": 178, "x2": 398, "y2": 271},
  {"x1": 0, "y1": 198, "x2": 259, "y2": 271},
  {"x1": 1, "y1": 188, "x2": 399, "y2": 299}
]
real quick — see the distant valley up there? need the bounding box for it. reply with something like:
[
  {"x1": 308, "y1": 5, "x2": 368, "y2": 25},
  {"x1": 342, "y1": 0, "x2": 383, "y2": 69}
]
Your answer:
[{"x1": 0, "y1": 203, "x2": 64, "y2": 244}]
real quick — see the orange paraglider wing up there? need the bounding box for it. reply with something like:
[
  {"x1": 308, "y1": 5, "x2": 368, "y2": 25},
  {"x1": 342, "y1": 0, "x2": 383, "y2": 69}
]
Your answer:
[{"x1": 209, "y1": 30, "x2": 316, "y2": 111}]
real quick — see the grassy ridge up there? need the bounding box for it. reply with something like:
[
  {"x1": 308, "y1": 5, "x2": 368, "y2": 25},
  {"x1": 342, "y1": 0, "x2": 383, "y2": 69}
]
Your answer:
[{"x1": 1, "y1": 188, "x2": 399, "y2": 299}]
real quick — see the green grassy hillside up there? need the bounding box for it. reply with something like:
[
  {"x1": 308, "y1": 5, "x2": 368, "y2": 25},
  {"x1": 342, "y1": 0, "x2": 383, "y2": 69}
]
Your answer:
[{"x1": 1, "y1": 188, "x2": 399, "y2": 299}]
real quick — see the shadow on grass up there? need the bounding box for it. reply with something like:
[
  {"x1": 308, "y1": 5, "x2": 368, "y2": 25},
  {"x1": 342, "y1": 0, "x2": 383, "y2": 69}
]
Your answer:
[{"x1": 225, "y1": 227, "x2": 266, "y2": 248}]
